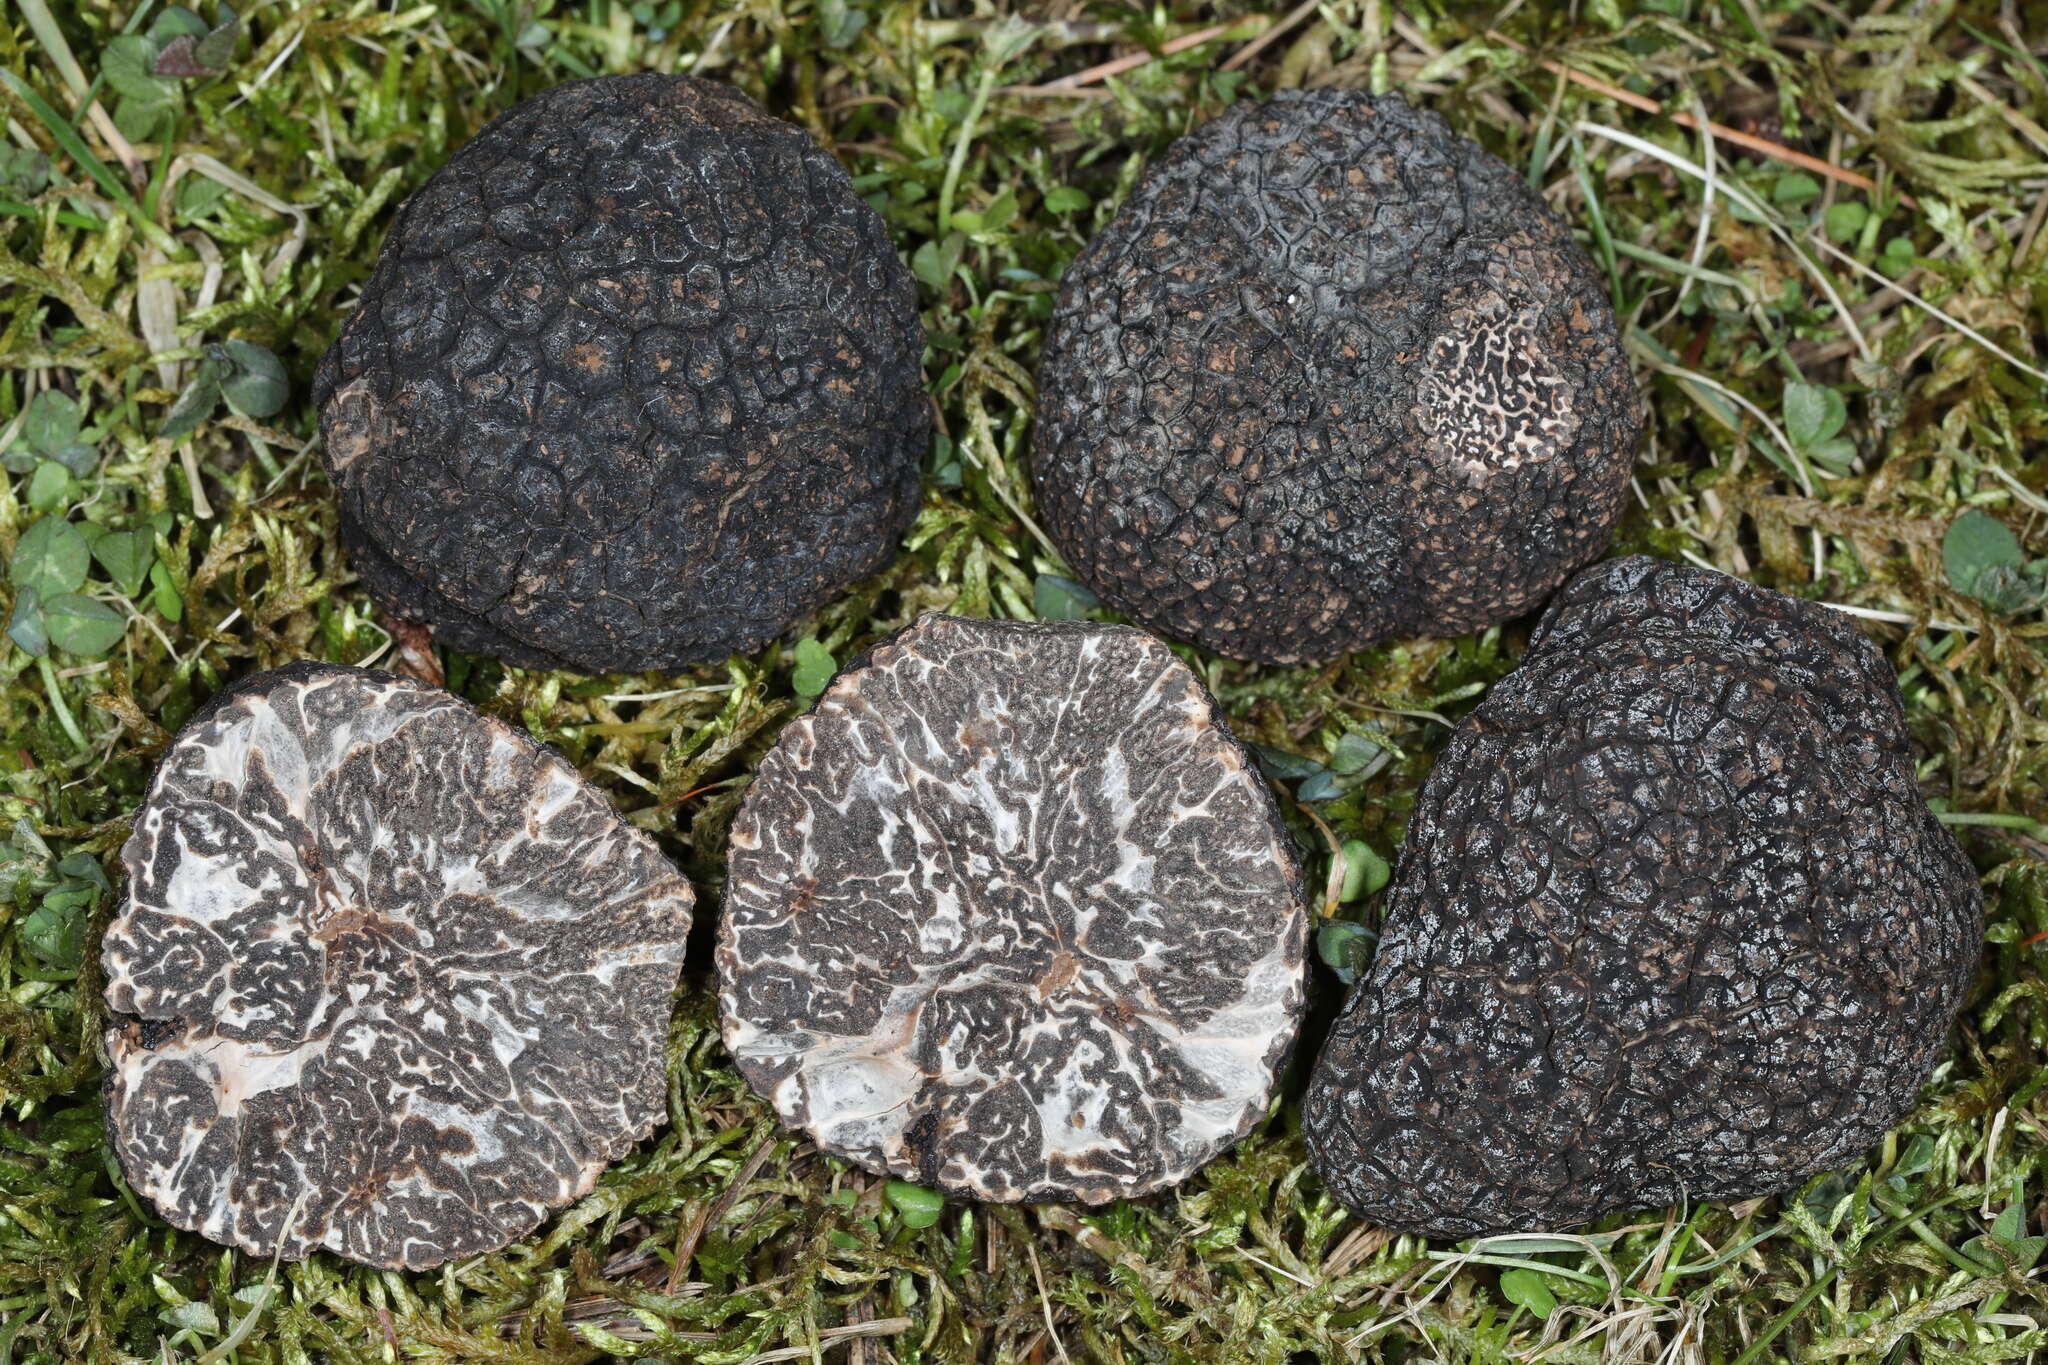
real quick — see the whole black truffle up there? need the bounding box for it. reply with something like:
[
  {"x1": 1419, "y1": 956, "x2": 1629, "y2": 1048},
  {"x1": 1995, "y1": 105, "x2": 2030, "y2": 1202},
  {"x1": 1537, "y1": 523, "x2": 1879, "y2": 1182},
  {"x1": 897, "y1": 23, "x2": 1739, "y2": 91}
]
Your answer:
[
  {"x1": 717, "y1": 614, "x2": 1308, "y2": 1202},
  {"x1": 103, "y1": 662, "x2": 694, "y2": 1268},
  {"x1": 1302, "y1": 557, "x2": 1983, "y2": 1237},
  {"x1": 1033, "y1": 91, "x2": 1641, "y2": 665},
  {"x1": 314, "y1": 75, "x2": 927, "y2": 673}
]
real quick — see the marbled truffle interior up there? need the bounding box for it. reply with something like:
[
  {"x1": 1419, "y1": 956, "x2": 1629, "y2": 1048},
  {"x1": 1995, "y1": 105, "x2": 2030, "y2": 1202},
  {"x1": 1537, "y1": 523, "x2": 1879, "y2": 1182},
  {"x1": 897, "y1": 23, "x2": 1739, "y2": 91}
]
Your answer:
[
  {"x1": 719, "y1": 615, "x2": 1307, "y2": 1202},
  {"x1": 103, "y1": 662, "x2": 694, "y2": 1269}
]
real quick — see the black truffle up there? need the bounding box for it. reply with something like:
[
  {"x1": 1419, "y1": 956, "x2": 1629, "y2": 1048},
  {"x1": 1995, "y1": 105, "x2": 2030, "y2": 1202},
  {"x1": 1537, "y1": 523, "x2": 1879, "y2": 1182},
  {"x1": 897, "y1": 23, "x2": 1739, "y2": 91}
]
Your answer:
[
  {"x1": 717, "y1": 615, "x2": 1308, "y2": 1202},
  {"x1": 314, "y1": 75, "x2": 927, "y2": 673},
  {"x1": 102, "y1": 662, "x2": 694, "y2": 1269},
  {"x1": 1033, "y1": 91, "x2": 1641, "y2": 665},
  {"x1": 1302, "y1": 556, "x2": 1983, "y2": 1237}
]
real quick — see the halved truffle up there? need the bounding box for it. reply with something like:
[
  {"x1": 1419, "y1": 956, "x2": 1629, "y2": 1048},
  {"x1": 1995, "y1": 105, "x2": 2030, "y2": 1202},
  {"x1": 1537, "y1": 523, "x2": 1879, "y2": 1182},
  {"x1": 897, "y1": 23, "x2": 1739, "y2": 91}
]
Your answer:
[
  {"x1": 718, "y1": 615, "x2": 1308, "y2": 1202},
  {"x1": 103, "y1": 662, "x2": 694, "y2": 1269},
  {"x1": 314, "y1": 74, "x2": 927, "y2": 673},
  {"x1": 1303, "y1": 557, "x2": 1983, "y2": 1237},
  {"x1": 1033, "y1": 91, "x2": 1641, "y2": 665}
]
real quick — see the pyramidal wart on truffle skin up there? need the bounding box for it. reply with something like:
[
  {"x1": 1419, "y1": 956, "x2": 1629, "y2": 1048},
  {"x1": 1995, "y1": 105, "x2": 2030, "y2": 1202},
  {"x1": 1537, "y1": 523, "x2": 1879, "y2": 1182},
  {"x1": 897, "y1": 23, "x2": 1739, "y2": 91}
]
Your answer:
[
  {"x1": 718, "y1": 614, "x2": 1310, "y2": 1204},
  {"x1": 102, "y1": 662, "x2": 695, "y2": 1271},
  {"x1": 1034, "y1": 90, "x2": 1641, "y2": 665},
  {"x1": 315, "y1": 73, "x2": 927, "y2": 674},
  {"x1": 1302, "y1": 557, "x2": 1983, "y2": 1239}
]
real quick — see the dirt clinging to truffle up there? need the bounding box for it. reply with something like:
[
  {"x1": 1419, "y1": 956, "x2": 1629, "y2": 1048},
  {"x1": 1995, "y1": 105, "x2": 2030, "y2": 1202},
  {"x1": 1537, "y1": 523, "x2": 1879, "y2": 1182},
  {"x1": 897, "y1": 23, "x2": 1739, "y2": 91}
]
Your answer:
[
  {"x1": 1302, "y1": 556, "x2": 1984, "y2": 1238},
  {"x1": 718, "y1": 615, "x2": 1309, "y2": 1203},
  {"x1": 314, "y1": 74, "x2": 926, "y2": 672},
  {"x1": 1033, "y1": 90, "x2": 1642, "y2": 664},
  {"x1": 102, "y1": 663, "x2": 694, "y2": 1269}
]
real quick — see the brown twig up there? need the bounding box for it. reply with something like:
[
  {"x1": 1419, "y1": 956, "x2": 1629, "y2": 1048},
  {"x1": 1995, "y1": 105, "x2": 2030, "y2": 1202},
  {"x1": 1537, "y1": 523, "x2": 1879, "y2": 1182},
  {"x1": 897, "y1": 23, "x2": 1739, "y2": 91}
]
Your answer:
[
  {"x1": 1042, "y1": 22, "x2": 1235, "y2": 91},
  {"x1": 668, "y1": 1135, "x2": 777, "y2": 1294},
  {"x1": 1222, "y1": 0, "x2": 1323, "y2": 74},
  {"x1": 1486, "y1": 29, "x2": 1918, "y2": 209}
]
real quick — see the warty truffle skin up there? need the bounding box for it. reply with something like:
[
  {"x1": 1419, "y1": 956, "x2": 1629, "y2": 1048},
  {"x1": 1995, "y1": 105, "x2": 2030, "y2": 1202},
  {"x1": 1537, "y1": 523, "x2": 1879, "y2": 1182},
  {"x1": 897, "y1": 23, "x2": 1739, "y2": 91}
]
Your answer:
[
  {"x1": 1302, "y1": 556, "x2": 1983, "y2": 1238},
  {"x1": 314, "y1": 74, "x2": 927, "y2": 674},
  {"x1": 1033, "y1": 90, "x2": 1642, "y2": 665},
  {"x1": 102, "y1": 662, "x2": 695, "y2": 1269},
  {"x1": 718, "y1": 614, "x2": 1309, "y2": 1203}
]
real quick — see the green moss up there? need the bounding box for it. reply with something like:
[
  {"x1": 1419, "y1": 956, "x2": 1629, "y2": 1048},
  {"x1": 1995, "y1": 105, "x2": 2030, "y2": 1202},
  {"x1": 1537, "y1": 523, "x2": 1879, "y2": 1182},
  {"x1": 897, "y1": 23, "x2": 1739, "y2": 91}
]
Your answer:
[{"x1": 1, "y1": 2, "x2": 2044, "y2": 1362}]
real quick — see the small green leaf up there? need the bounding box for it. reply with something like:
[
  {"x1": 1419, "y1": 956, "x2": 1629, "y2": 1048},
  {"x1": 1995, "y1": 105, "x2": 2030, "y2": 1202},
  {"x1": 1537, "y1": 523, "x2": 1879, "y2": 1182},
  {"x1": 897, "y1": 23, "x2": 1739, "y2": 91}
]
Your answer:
[
  {"x1": 102, "y1": 35, "x2": 176, "y2": 101},
  {"x1": 174, "y1": 172, "x2": 229, "y2": 220},
  {"x1": 27, "y1": 460, "x2": 76, "y2": 513},
  {"x1": 1807, "y1": 436, "x2": 1857, "y2": 472},
  {"x1": 150, "y1": 559, "x2": 184, "y2": 622},
  {"x1": 1887, "y1": 1134, "x2": 1936, "y2": 1189},
  {"x1": 1034, "y1": 574, "x2": 1099, "y2": 621},
  {"x1": 1773, "y1": 172, "x2": 1822, "y2": 207},
  {"x1": 1043, "y1": 186, "x2": 1090, "y2": 214},
  {"x1": 1329, "y1": 731, "x2": 1380, "y2": 774},
  {"x1": 57, "y1": 849, "x2": 111, "y2": 893},
  {"x1": 1944, "y1": 509, "x2": 2025, "y2": 600},
  {"x1": 1499, "y1": 1268, "x2": 1557, "y2": 1320},
  {"x1": 1296, "y1": 770, "x2": 1344, "y2": 803},
  {"x1": 1316, "y1": 921, "x2": 1373, "y2": 980},
  {"x1": 1340, "y1": 840, "x2": 1390, "y2": 901},
  {"x1": 11, "y1": 519, "x2": 91, "y2": 599},
  {"x1": 883, "y1": 1181, "x2": 945, "y2": 1229},
  {"x1": 150, "y1": 6, "x2": 213, "y2": 44},
  {"x1": 214, "y1": 339, "x2": 289, "y2": 418},
  {"x1": 1783, "y1": 382, "x2": 1845, "y2": 448},
  {"x1": 817, "y1": 0, "x2": 867, "y2": 49},
  {"x1": 912, "y1": 233, "x2": 965, "y2": 292},
  {"x1": 159, "y1": 360, "x2": 223, "y2": 440},
  {"x1": 1823, "y1": 201, "x2": 1867, "y2": 242},
  {"x1": 155, "y1": 4, "x2": 240, "y2": 78},
  {"x1": 91, "y1": 531, "x2": 156, "y2": 597},
  {"x1": 7, "y1": 586, "x2": 48, "y2": 657},
  {"x1": 791, "y1": 637, "x2": 837, "y2": 700},
  {"x1": 1249, "y1": 744, "x2": 1325, "y2": 782},
  {"x1": 43, "y1": 594, "x2": 126, "y2": 656},
  {"x1": 0, "y1": 145, "x2": 51, "y2": 199},
  {"x1": 21, "y1": 390, "x2": 82, "y2": 456},
  {"x1": 23, "y1": 882, "x2": 95, "y2": 971},
  {"x1": 163, "y1": 1300, "x2": 220, "y2": 1335}
]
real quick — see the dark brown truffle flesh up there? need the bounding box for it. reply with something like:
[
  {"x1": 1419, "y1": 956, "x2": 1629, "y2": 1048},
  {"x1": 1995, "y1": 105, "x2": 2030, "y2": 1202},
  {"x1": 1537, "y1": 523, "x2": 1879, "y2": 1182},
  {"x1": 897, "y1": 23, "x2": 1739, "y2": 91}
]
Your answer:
[
  {"x1": 102, "y1": 662, "x2": 694, "y2": 1269},
  {"x1": 1033, "y1": 90, "x2": 1642, "y2": 665},
  {"x1": 1302, "y1": 556, "x2": 1983, "y2": 1238},
  {"x1": 314, "y1": 74, "x2": 927, "y2": 673},
  {"x1": 717, "y1": 615, "x2": 1308, "y2": 1202}
]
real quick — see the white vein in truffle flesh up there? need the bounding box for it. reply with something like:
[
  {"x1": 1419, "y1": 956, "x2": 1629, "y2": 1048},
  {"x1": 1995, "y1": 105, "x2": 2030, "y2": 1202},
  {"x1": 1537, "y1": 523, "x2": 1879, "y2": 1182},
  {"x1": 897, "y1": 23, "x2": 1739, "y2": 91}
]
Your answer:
[
  {"x1": 718, "y1": 615, "x2": 1309, "y2": 1203},
  {"x1": 102, "y1": 663, "x2": 694, "y2": 1270}
]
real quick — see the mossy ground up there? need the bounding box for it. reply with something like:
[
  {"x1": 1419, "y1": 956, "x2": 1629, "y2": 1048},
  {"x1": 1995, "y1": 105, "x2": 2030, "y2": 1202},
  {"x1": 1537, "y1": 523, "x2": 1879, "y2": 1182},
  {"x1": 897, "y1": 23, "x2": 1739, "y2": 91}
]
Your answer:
[{"x1": 1, "y1": 2, "x2": 2045, "y2": 1362}]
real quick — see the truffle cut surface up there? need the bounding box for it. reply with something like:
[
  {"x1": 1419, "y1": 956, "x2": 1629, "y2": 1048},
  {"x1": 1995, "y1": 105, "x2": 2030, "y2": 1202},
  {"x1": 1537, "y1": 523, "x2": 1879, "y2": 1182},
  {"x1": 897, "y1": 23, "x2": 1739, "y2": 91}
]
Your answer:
[
  {"x1": 315, "y1": 74, "x2": 927, "y2": 672},
  {"x1": 1302, "y1": 557, "x2": 1983, "y2": 1237},
  {"x1": 1034, "y1": 91, "x2": 1642, "y2": 664},
  {"x1": 718, "y1": 615, "x2": 1308, "y2": 1202},
  {"x1": 103, "y1": 662, "x2": 694, "y2": 1268}
]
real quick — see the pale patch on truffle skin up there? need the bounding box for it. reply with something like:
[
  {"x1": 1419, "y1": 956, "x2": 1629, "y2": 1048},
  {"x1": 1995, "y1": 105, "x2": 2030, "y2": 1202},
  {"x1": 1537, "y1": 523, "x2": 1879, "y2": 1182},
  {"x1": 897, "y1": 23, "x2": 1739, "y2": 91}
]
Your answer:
[
  {"x1": 717, "y1": 615, "x2": 1308, "y2": 1203},
  {"x1": 102, "y1": 662, "x2": 694, "y2": 1270},
  {"x1": 1033, "y1": 91, "x2": 1641, "y2": 665},
  {"x1": 1302, "y1": 557, "x2": 1983, "y2": 1238}
]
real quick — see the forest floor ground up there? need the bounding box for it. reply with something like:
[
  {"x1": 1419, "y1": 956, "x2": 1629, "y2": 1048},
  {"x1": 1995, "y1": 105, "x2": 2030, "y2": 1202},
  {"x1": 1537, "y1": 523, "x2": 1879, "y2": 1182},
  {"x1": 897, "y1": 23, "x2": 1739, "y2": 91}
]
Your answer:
[{"x1": 2, "y1": 2, "x2": 2046, "y2": 1362}]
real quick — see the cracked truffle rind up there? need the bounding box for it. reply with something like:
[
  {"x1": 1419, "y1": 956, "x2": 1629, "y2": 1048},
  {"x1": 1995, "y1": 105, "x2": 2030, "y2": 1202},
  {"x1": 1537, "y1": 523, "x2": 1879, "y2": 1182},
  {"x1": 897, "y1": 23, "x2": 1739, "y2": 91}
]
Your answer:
[
  {"x1": 1033, "y1": 90, "x2": 1642, "y2": 665},
  {"x1": 717, "y1": 614, "x2": 1309, "y2": 1203},
  {"x1": 314, "y1": 74, "x2": 927, "y2": 673},
  {"x1": 1302, "y1": 556, "x2": 1983, "y2": 1238},
  {"x1": 103, "y1": 662, "x2": 695, "y2": 1269}
]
